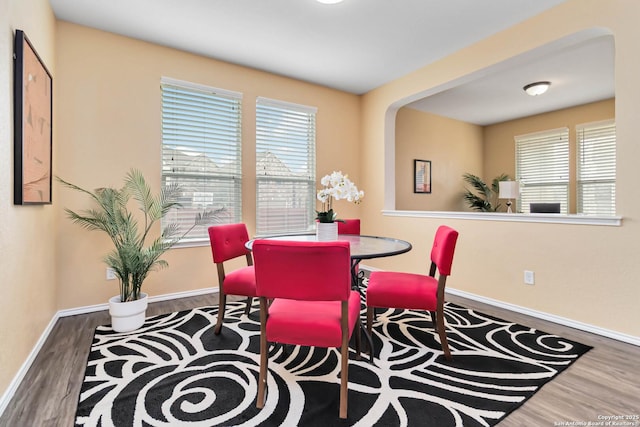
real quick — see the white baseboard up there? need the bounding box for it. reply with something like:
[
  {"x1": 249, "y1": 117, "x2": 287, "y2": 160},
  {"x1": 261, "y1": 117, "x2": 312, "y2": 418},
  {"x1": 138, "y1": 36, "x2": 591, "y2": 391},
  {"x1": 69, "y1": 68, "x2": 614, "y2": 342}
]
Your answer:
[
  {"x1": 0, "y1": 311, "x2": 60, "y2": 418},
  {"x1": 57, "y1": 287, "x2": 218, "y2": 317},
  {"x1": 445, "y1": 287, "x2": 640, "y2": 347},
  {"x1": 359, "y1": 265, "x2": 640, "y2": 347},
  {"x1": 0, "y1": 286, "x2": 219, "y2": 418},
  {"x1": 358, "y1": 263, "x2": 378, "y2": 272}
]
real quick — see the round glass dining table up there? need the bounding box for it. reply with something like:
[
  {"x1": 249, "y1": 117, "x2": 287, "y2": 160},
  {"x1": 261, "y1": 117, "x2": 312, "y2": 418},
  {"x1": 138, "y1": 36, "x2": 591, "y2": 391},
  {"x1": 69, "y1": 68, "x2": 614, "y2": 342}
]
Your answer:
[
  {"x1": 246, "y1": 234, "x2": 412, "y2": 286},
  {"x1": 247, "y1": 233, "x2": 411, "y2": 260},
  {"x1": 246, "y1": 233, "x2": 412, "y2": 363}
]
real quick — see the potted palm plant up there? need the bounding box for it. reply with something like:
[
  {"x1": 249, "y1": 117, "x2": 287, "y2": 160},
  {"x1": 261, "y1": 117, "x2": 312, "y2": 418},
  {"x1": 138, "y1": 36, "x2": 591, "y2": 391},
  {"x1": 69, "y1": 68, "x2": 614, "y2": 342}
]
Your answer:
[
  {"x1": 58, "y1": 169, "x2": 222, "y2": 332},
  {"x1": 462, "y1": 173, "x2": 510, "y2": 212}
]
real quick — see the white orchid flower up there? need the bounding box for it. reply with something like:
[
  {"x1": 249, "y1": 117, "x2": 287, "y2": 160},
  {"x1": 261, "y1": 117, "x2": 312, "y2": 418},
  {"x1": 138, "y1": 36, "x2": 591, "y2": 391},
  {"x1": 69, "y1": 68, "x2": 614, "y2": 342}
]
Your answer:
[{"x1": 316, "y1": 171, "x2": 364, "y2": 222}]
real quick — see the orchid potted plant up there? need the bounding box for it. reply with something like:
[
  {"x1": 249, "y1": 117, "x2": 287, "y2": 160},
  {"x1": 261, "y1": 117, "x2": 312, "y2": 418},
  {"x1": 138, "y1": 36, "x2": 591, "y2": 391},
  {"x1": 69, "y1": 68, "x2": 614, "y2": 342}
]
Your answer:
[{"x1": 316, "y1": 171, "x2": 364, "y2": 223}]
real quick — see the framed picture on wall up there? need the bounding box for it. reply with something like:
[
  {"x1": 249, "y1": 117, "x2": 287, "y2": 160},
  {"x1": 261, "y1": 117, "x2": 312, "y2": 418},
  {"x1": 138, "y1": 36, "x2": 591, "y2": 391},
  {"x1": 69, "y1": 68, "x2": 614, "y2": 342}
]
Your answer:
[
  {"x1": 414, "y1": 159, "x2": 431, "y2": 194},
  {"x1": 14, "y1": 29, "x2": 53, "y2": 205}
]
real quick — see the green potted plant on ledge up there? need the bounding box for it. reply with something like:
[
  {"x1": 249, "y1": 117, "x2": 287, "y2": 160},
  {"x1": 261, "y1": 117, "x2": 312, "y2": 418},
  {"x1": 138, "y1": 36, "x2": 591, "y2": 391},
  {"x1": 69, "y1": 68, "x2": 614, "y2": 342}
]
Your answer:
[
  {"x1": 462, "y1": 173, "x2": 510, "y2": 212},
  {"x1": 58, "y1": 169, "x2": 222, "y2": 332}
]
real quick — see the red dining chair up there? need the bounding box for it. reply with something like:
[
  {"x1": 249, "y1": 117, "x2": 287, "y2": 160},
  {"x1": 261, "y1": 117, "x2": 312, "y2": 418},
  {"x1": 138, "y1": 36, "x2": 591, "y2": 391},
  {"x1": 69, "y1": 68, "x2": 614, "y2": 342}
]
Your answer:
[
  {"x1": 338, "y1": 219, "x2": 360, "y2": 235},
  {"x1": 366, "y1": 225, "x2": 459, "y2": 361},
  {"x1": 338, "y1": 218, "x2": 362, "y2": 286},
  {"x1": 208, "y1": 223, "x2": 257, "y2": 335},
  {"x1": 252, "y1": 240, "x2": 361, "y2": 419}
]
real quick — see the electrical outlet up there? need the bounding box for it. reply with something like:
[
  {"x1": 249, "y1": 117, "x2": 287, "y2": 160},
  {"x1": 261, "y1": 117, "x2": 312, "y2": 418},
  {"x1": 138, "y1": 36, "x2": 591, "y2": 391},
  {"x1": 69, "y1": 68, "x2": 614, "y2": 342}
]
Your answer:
[
  {"x1": 524, "y1": 270, "x2": 535, "y2": 285},
  {"x1": 106, "y1": 268, "x2": 117, "y2": 280}
]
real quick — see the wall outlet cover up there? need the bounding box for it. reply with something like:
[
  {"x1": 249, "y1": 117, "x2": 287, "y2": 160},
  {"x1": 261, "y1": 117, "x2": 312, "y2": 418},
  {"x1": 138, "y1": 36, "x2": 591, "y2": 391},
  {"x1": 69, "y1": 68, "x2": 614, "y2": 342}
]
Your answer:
[{"x1": 524, "y1": 270, "x2": 535, "y2": 285}]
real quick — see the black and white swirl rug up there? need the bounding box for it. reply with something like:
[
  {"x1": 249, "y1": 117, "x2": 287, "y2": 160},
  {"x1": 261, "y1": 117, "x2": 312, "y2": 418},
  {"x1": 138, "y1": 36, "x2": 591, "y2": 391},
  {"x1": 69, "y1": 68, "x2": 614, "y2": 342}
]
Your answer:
[{"x1": 75, "y1": 299, "x2": 590, "y2": 426}]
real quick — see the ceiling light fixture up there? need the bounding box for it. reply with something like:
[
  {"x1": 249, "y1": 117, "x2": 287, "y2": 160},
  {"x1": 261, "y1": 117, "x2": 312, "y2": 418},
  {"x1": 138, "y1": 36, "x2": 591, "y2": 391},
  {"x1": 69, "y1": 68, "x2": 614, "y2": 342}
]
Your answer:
[
  {"x1": 316, "y1": 0, "x2": 344, "y2": 4},
  {"x1": 523, "y1": 81, "x2": 551, "y2": 96}
]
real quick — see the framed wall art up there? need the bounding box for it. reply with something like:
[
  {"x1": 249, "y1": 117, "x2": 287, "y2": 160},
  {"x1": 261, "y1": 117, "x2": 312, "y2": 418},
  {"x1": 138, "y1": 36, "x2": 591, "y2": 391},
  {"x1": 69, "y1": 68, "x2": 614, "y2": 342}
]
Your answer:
[
  {"x1": 414, "y1": 159, "x2": 431, "y2": 194},
  {"x1": 14, "y1": 29, "x2": 53, "y2": 205}
]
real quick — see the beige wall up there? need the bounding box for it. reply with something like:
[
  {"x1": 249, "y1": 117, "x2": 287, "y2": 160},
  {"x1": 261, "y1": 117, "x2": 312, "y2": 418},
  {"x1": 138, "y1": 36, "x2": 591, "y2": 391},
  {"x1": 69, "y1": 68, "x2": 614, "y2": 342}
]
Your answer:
[
  {"x1": 54, "y1": 22, "x2": 362, "y2": 310},
  {"x1": 395, "y1": 108, "x2": 483, "y2": 211},
  {"x1": 0, "y1": 0, "x2": 57, "y2": 402},
  {"x1": 361, "y1": 0, "x2": 640, "y2": 339},
  {"x1": 484, "y1": 98, "x2": 615, "y2": 213}
]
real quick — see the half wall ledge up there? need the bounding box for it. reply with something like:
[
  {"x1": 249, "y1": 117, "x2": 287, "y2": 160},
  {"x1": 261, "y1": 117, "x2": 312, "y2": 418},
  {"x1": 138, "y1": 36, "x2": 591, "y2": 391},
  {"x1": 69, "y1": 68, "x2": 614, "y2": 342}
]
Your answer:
[{"x1": 382, "y1": 210, "x2": 622, "y2": 226}]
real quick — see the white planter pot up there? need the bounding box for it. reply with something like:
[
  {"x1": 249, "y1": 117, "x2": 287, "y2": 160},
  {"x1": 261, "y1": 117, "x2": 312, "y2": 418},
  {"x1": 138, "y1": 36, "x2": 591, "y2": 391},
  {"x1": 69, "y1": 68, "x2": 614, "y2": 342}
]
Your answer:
[
  {"x1": 316, "y1": 222, "x2": 338, "y2": 241},
  {"x1": 108, "y1": 293, "x2": 148, "y2": 332}
]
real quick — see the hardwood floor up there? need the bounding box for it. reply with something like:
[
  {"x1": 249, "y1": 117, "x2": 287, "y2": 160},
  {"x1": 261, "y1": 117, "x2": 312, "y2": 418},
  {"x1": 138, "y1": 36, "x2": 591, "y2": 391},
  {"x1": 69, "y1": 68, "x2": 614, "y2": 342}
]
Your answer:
[{"x1": 1, "y1": 292, "x2": 638, "y2": 426}]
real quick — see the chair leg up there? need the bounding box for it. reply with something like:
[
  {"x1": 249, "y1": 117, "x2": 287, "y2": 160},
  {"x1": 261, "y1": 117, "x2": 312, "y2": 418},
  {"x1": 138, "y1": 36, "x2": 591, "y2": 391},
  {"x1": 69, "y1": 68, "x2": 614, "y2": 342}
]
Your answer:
[
  {"x1": 355, "y1": 317, "x2": 362, "y2": 360},
  {"x1": 366, "y1": 306, "x2": 374, "y2": 336},
  {"x1": 257, "y1": 298, "x2": 268, "y2": 409},
  {"x1": 365, "y1": 306, "x2": 374, "y2": 355},
  {"x1": 214, "y1": 292, "x2": 227, "y2": 335},
  {"x1": 436, "y1": 306, "x2": 452, "y2": 361},
  {"x1": 339, "y1": 333, "x2": 349, "y2": 419},
  {"x1": 244, "y1": 296, "x2": 253, "y2": 316}
]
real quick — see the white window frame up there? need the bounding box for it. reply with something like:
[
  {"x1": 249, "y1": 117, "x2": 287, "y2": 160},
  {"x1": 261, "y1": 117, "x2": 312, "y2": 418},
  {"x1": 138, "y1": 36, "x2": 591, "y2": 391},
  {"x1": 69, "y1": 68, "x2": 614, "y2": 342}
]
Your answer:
[
  {"x1": 161, "y1": 77, "x2": 243, "y2": 245},
  {"x1": 576, "y1": 119, "x2": 616, "y2": 216},
  {"x1": 515, "y1": 128, "x2": 570, "y2": 214},
  {"x1": 255, "y1": 97, "x2": 317, "y2": 236}
]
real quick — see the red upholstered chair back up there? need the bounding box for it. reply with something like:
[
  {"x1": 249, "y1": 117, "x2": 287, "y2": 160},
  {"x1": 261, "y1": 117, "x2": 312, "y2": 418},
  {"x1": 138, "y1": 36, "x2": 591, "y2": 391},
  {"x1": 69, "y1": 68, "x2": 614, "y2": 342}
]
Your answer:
[
  {"x1": 430, "y1": 225, "x2": 459, "y2": 276},
  {"x1": 253, "y1": 240, "x2": 351, "y2": 301},
  {"x1": 208, "y1": 223, "x2": 251, "y2": 263},
  {"x1": 337, "y1": 219, "x2": 361, "y2": 235}
]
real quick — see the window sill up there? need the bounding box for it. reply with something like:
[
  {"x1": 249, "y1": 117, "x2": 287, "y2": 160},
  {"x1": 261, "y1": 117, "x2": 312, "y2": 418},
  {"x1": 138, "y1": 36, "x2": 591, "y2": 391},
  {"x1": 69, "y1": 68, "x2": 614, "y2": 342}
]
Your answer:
[
  {"x1": 382, "y1": 210, "x2": 622, "y2": 226},
  {"x1": 170, "y1": 239, "x2": 209, "y2": 249}
]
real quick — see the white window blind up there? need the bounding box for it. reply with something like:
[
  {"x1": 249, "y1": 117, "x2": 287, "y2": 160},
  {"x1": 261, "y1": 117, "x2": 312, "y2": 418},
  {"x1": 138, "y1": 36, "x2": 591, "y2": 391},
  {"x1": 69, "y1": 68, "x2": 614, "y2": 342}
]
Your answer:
[
  {"x1": 256, "y1": 97, "x2": 316, "y2": 236},
  {"x1": 515, "y1": 128, "x2": 569, "y2": 214},
  {"x1": 161, "y1": 77, "x2": 242, "y2": 243},
  {"x1": 577, "y1": 120, "x2": 616, "y2": 215}
]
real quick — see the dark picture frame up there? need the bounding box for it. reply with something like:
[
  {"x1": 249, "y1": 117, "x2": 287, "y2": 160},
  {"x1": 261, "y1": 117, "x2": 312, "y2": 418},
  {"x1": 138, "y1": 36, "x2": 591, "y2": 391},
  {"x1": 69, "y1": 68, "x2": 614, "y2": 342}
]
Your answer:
[
  {"x1": 414, "y1": 159, "x2": 431, "y2": 194},
  {"x1": 14, "y1": 29, "x2": 53, "y2": 205}
]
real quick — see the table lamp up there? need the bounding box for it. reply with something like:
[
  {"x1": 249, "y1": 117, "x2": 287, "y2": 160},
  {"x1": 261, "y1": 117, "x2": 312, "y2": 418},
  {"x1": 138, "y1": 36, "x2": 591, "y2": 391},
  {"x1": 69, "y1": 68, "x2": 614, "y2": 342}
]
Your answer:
[{"x1": 499, "y1": 181, "x2": 519, "y2": 213}]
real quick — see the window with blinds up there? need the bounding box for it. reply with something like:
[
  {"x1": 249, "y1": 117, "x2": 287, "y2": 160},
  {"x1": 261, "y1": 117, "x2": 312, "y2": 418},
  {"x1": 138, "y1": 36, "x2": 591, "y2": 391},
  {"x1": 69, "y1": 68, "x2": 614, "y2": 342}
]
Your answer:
[
  {"x1": 161, "y1": 77, "x2": 242, "y2": 243},
  {"x1": 577, "y1": 120, "x2": 616, "y2": 215},
  {"x1": 256, "y1": 97, "x2": 316, "y2": 236},
  {"x1": 515, "y1": 128, "x2": 569, "y2": 214}
]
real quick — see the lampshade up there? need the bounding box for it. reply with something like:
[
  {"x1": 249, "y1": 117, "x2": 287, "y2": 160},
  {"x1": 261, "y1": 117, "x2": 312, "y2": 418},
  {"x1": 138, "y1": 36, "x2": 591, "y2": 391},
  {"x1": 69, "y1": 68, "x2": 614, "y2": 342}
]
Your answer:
[
  {"x1": 523, "y1": 81, "x2": 550, "y2": 96},
  {"x1": 316, "y1": 0, "x2": 344, "y2": 3},
  {"x1": 499, "y1": 181, "x2": 519, "y2": 199}
]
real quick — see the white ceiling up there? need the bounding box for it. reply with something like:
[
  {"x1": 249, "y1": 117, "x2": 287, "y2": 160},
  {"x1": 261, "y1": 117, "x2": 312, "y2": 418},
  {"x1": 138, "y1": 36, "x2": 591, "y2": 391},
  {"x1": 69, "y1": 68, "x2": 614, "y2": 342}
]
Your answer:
[
  {"x1": 49, "y1": 0, "x2": 614, "y2": 125},
  {"x1": 407, "y1": 34, "x2": 615, "y2": 125}
]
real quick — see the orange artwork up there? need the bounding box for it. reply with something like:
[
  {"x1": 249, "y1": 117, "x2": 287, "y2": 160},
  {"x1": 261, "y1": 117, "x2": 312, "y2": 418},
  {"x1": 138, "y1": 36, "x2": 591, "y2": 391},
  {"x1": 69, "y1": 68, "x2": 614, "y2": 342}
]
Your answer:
[{"x1": 14, "y1": 30, "x2": 52, "y2": 204}]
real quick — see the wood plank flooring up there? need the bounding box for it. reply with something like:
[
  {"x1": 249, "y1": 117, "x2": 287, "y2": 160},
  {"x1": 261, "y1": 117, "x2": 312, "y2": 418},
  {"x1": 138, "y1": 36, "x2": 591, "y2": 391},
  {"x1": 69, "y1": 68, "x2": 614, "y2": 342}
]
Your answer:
[{"x1": 1, "y1": 292, "x2": 638, "y2": 426}]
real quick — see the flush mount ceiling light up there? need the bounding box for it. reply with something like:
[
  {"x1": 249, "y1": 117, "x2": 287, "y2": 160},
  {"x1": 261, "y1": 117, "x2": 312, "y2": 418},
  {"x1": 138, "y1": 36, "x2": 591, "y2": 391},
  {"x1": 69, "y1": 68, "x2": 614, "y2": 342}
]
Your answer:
[
  {"x1": 523, "y1": 81, "x2": 551, "y2": 96},
  {"x1": 316, "y1": 0, "x2": 344, "y2": 3}
]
